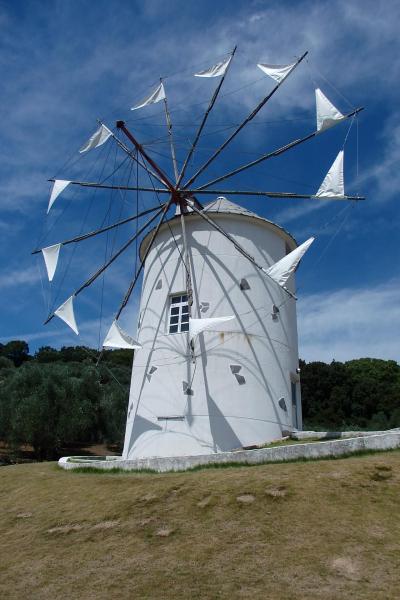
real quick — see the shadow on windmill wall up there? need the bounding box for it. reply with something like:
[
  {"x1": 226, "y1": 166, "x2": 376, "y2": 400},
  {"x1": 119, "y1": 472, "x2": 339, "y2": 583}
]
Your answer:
[
  {"x1": 127, "y1": 414, "x2": 162, "y2": 453},
  {"x1": 206, "y1": 395, "x2": 242, "y2": 452}
]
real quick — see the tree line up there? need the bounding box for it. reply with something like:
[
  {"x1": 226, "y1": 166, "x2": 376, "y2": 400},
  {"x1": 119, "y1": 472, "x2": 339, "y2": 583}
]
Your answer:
[
  {"x1": 0, "y1": 341, "x2": 132, "y2": 460},
  {"x1": 0, "y1": 340, "x2": 399, "y2": 460}
]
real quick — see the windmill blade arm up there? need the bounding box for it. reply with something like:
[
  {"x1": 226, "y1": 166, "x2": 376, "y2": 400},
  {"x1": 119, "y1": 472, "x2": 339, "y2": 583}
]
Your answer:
[
  {"x1": 101, "y1": 122, "x2": 170, "y2": 189},
  {"x1": 185, "y1": 189, "x2": 365, "y2": 200},
  {"x1": 47, "y1": 179, "x2": 172, "y2": 194},
  {"x1": 186, "y1": 200, "x2": 296, "y2": 299},
  {"x1": 183, "y1": 51, "x2": 308, "y2": 189},
  {"x1": 115, "y1": 198, "x2": 174, "y2": 319},
  {"x1": 194, "y1": 106, "x2": 364, "y2": 191},
  {"x1": 162, "y1": 85, "x2": 179, "y2": 182},
  {"x1": 116, "y1": 121, "x2": 177, "y2": 194},
  {"x1": 176, "y1": 46, "x2": 237, "y2": 187},
  {"x1": 32, "y1": 204, "x2": 165, "y2": 255},
  {"x1": 43, "y1": 205, "x2": 165, "y2": 325}
]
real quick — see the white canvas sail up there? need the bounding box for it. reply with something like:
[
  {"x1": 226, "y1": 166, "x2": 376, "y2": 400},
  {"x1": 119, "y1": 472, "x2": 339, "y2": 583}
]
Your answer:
[
  {"x1": 266, "y1": 238, "x2": 314, "y2": 287},
  {"x1": 189, "y1": 315, "x2": 235, "y2": 340},
  {"x1": 79, "y1": 124, "x2": 112, "y2": 153},
  {"x1": 47, "y1": 179, "x2": 70, "y2": 213},
  {"x1": 316, "y1": 88, "x2": 344, "y2": 132},
  {"x1": 194, "y1": 56, "x2": 232, "y2": 78},
  {"x1": 42, "y1": 243, "x2": 61, "y2": 282},
  {"x1": 315, "y1": 151, "x2": 345, "y2": 198},
  {"x1": 131, "y1": 83, "x2": 166, "y2": 110},
  {"x1": 257, "y1": 61, "x2": 296, "y2": 83},
  {"x1": 54, "y1": 295, "x2": 79, "y2": 335},
  {"x1": 103, "y1": 320, "x2": 142, "y2": 350}
]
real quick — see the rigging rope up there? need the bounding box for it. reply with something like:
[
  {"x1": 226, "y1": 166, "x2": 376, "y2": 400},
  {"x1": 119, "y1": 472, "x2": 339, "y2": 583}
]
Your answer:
[
  {"x1": 97, "y1": 142, "x2": 119, "y2": 350},
  {"x1": 37, "y1": 135, "x2": 114, "y2": 251},
  {"x1": 99, "y1": 49, "x2": 234, "y2": 125},
  {"x1": 306, "y1": 58, "x2": 355, "y2": 110},
  {"x1": 276, "y1": 202, "x2": 357, "y2": 313},
  {"x1": 49, "y1": 140, "x2": 115, "y2": 313}
]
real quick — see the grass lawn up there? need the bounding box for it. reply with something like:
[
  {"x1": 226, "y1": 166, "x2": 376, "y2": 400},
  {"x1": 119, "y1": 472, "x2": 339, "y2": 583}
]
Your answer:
[{"x1": 1, "y1": 451, "x2": 399, "y2": 599}]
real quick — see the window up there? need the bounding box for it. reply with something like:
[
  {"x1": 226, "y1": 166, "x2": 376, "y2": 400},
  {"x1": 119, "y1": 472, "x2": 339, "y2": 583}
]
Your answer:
[{"x1": 168, "y1": 294, "x2": 189, "y2": 333}]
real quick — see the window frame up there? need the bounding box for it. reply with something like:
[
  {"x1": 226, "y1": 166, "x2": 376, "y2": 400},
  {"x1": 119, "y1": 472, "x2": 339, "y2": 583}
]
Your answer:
[{"x1": 168, "y1": 293, "x2": 189, "y2": 334}]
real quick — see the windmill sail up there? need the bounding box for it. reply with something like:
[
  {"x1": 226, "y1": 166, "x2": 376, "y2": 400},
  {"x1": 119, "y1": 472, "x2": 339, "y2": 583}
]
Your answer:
[
  {"x1": 103, "y1": 320, "x2": 142, "y2": 350},
  {"x1": 42, "y1": 243, "x2": 61, "y2": 282},
  {"x1": 189, "y1": 315, "x2": 235, "y2": 340},
  {"x1": 79, "y1": 124, "x2": 112, "y2": 153},
  {"x1": 54, "y1": 295, "x2": 79, "y2": 335},
  {"x1": 316, "y1": 88, "x2": 345, "y2": 132},
  {"x1": 47, "y1": 179, "x2": 70, "y2": 213},
  {"x1": 266, "y1": 238, "x2": 314, "y2": 287},
  {"x1": 195, "y1": 56, "x2": 232, "y2": 78},
  {"x1": 315, "y1": 151, "x2": 345, "y2": 198},
  {"x1": 257, "y1": 61, "x2": 296, "y2": 83},
  {"x1": 131, "y1": 82, "x2": 166, "y2": 110}
]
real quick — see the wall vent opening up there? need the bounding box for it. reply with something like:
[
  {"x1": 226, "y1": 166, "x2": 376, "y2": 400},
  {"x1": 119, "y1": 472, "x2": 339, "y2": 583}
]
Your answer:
[
  {"x1": 182, "y1": 381, "x2": 194, "y2": 396},
  {"x1": 146, "y1": 366, "x2": 158, "y2": 381},
  {"x1": 230, "y1": 364, "x2": 246, "y2": 385},
  {"x1": 278, "y1": 397, "x2": 287, "y2": 412},
  {"x1": 272, "y1": 304, "x2": 280, "y2": 321},
  {"x1": 239, "y1": 278, "x2": 250, "y2": 291},
  {"x1": 199, "y1": 301, "x2": 210, "y2": 313}
]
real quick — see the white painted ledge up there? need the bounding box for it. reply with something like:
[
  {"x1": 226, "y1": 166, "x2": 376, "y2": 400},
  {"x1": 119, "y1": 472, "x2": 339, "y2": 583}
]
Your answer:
[{"x1": 58, "y1": 430, "x2": 400, "y2": 473}]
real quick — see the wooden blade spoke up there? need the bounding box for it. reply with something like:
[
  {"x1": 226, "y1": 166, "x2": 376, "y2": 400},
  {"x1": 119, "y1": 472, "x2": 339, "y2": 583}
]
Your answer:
[
  {"x1": 183, "y1": 51, "x2": 308, "y2": 189},
  {"x1": 44, "y1": 205, "x2": 165, "y2": 325},
  {"x1": 193, "y1": 107, "x2": 364, "y2": 191},
  {"x1": 32, "y1": 204, "x2": 165, "y2": 255},
  {"x1": 176, "y1": 46, "x2": 237, "y2": 188}
]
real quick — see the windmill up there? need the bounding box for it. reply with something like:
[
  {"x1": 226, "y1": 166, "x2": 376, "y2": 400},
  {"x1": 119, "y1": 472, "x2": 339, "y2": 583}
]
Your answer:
[{"x1": 33, "y1": 48, "x2": 364, "y2": 458}]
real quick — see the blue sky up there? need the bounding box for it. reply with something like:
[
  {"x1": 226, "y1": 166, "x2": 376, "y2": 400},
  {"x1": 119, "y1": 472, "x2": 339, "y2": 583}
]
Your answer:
[{"x1": 0, "y1": 0, "x2": 399, "y2": 362}]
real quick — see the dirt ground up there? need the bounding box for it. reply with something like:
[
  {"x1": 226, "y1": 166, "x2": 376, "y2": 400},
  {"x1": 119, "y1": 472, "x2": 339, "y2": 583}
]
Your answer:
[
  {"x1": 1, "y1": 451, "x2": 400, "y2": 599},
  {"x1": 0, "y1": 441, "x2": 119, "y2": 465}
]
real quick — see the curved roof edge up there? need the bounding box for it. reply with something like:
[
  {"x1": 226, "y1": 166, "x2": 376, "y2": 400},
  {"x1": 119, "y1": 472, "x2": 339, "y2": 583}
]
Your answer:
[{"x1": 140, "y1": 196, "x2": 297, "y2": 259}]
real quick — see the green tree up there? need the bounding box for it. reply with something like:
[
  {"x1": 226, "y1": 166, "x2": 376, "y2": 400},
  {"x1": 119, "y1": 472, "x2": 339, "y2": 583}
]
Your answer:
[
  {"x1": 1, "y1": 340, "x2": 30, "y2": 367},
  {"x1": 34, "y1": 346, "x2": 60, "y2": 363}
]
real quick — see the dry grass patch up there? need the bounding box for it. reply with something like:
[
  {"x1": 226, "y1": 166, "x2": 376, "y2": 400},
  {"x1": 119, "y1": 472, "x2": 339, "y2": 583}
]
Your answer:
[
  {"x1": 0, "y1": 451, "x2": 400, "y2": 599},
  {"x1": 236, "y1": 493, "x2": 255, "y2": 504},
  {"x1": 265, "y1": 484, "x2": 289, "y2": 499}
]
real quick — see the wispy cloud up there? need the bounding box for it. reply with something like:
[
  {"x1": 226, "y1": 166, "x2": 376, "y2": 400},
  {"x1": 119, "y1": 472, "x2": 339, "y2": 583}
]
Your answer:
[
  {"x1": 298, "y1": 280, "x2": 400, "y2": 363},
  {"x1": 0, "y1": 265, "x2": 41, "y2": 289},
  {"x1": 358, "y1": 116, "x2": 400, "y2": 200}
]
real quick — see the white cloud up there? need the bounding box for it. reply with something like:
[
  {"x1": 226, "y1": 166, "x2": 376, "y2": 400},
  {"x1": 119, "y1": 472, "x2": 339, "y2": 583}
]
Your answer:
[
  {"x1": 358, "y1": 116, "x2": 400, "y2": 201},
  {"x1": 298, "y1": 280, "x2": 400, "y2": 363},
  {"x1": 0, "y1": 265, "x2": 41, "y2": 289}
]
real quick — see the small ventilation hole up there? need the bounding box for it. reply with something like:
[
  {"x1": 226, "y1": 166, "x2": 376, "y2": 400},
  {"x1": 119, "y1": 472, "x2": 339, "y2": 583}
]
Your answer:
[
  {"x1": 230, "y1": 365, "x2": 246, "y2": 385},
  {"x1": 146, "y1": 366, "x2": 158, "y2": 382},
  {"x1": 240, "y1": 278, "x2": 250, "y2": 291},
  {"x1": 155, "y1": 279, "x2": 162, "y2": 290},
  {"x1": 278, "y1": 397, "x2": 287, "y2": 412},
  {"x1": 182, "y1": 381, "x2": 194, "y2": 396},
  {"x1": 272, "y1": 304, "x2": 280, "y2": 320},
  {"x1": 199, "y1": 301, "x2": 210, "y2": 313}
]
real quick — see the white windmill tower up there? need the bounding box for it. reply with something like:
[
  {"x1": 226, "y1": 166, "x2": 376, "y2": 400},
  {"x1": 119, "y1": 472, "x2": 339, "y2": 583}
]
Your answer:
[{"x1": 35, "y1": 49, "x2": 364, "y2": 459}]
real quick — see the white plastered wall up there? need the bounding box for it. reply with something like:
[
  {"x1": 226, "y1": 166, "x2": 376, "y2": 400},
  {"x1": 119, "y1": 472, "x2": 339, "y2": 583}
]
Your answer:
[{"x1": 123, "y1": 204, "x2": 301, "y2": 458}]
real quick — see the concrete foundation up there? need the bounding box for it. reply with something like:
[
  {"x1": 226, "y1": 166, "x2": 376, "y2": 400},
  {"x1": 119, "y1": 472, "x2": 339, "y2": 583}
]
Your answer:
[{"x1": 59, "y1": 430, "x2": 400, "y2": 473}]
